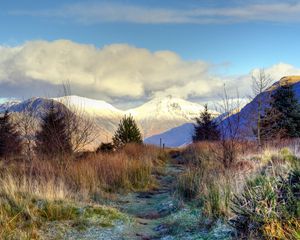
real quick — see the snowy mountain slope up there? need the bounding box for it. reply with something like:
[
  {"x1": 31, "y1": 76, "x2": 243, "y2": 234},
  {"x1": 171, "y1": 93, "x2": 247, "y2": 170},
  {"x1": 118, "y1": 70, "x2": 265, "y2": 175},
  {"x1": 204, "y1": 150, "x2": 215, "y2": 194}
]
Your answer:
[
  {"x1": 0, "y1": 100, "x2": 20, "y2": 112},
  {"x1": 128, "y1": 95, "x2": 218, "y2": 137},
  {"x1": 0, "y1": 95, "x2": 213, "y2": 146},
  {"x1": 218, "y1": 76, "x2": 300, "y2": 139},
  {"x1": 128, "y1": 96, "x2": 207, "y2": 120},
  {"x1": 54, "y1": 95, "x2": 125, "y2": 142},
  {"x1": 54, "y1": 95, "x2": 125, "y2": 118},
  {"x1": 4, "y1": 97, "x2": 68, "y2": 117},
  {"x1": 146, "y1": 76, "x2": 300, "y2": 147}
]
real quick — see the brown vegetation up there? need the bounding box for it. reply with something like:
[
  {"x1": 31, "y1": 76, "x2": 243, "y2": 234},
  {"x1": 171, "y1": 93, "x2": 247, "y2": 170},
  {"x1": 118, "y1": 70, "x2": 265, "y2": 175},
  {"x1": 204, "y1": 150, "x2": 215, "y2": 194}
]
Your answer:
[
  {"x1": 176, "y1": 141, "x2": 300, "y2": 239},
  {"x1": 0, "y1": 143, "x2": 167, "y2": 238},
  {"x1": 1, "y1": 144, "x2": 165, "y2": 199}
]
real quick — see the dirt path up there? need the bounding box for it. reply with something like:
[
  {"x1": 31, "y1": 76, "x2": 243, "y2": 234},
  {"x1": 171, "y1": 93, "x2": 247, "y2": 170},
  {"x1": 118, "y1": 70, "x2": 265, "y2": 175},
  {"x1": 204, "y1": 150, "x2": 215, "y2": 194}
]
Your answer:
[
  {"x1": 64, "y1": 156, "x2": 233, "y2": 239},
  {"x1": 117, "y1": 163, "x2": 185, "y2": 239}
]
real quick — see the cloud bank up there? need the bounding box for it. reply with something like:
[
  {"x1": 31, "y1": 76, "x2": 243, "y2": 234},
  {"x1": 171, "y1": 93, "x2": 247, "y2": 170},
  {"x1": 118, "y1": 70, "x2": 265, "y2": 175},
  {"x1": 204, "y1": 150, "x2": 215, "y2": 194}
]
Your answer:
[
  {"x1": 0, "y1": 40, "x2": 222, "y2": 101},
  {"x1": 0, "y1": 40, "x2": 299, "y2": 106},
  {"x1": 10, "y1": 1, "x2": 300, "y2": 24}
]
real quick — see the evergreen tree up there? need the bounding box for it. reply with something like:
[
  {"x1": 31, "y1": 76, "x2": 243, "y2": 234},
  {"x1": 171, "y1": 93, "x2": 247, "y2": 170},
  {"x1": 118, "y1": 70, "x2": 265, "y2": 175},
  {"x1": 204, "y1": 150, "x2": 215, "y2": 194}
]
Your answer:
[
  {"x1": 193, "y1": 105, "x2": 220, "y2": 142},
  {"x1": 113, "y1": 115, "x2": 142, "y2": 148},
  {"x1": 35, "y1": 101, "x2": 72, "y2": 158},
  {"x1": 0, "y1": 110, "x2": 22, "y2": 158},
  {"x1": 261, "y1": 84, "x2": 300, "y2": 140}
]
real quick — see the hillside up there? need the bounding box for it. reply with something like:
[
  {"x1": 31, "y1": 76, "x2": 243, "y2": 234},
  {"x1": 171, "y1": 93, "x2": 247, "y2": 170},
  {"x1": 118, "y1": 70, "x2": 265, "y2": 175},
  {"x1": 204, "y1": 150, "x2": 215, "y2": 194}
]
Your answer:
[
  {"x1": 148, "y1": 76, "x2": 300, "y2": 147},
  {"x1": 220, "y1": 75, "x2": 300, "y2": 139},
  {"x1": 0, "y1": 95, "x2": 215, "y2": 147},
  {"x1": 144, "y1": 123, "x2": 194, "y2": 147},
  {"x1": 128, "y1": 96, "x2": 218, "y2": 137}
]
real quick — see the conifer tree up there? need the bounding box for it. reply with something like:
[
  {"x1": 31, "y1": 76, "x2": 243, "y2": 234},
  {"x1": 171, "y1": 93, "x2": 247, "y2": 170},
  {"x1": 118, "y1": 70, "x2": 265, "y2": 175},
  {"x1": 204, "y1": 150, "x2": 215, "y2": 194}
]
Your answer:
[
  {"x1": 0, "y1": 110, "x2": 22, "y2": 158},
  {"x1": 113, "y1": 115, "x2": 142, "y2": 148},
  {"x1": 261, "y1": 84, "x2": 300, "y2": 140},
  {"x1": 193, "y1": 104, "x2": 220, "y2": 142},
  {"x1": 35, "y1": 101, "x2": 72, "y2": 158}
]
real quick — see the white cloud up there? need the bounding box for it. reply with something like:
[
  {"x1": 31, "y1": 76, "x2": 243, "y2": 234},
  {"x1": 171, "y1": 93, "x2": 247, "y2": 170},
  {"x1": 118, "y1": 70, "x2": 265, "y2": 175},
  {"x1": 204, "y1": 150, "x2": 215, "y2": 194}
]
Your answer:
[
  {"x1": 224, "y1": 63, "x2": 300, "y2": 99},
  {"x1": 0, "y1": 40, "x2": 299, "y2": 106},
  {"x1": 253, "y1": 63, "x2": 300, "y2": 81},
  {"x1": 10, "y1": 1, "x2": 300, "y2": 24},
  {"x1": 0, "y1": 40, "x2": 220, "y2": 101}
]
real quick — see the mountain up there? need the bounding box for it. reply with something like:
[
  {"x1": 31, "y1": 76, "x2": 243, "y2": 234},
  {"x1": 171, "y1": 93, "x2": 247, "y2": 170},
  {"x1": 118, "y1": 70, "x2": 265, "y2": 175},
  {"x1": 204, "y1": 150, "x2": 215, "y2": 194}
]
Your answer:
[
  {"x1": 144, "y1": 123, "x2": 194, "y2": 147},
  {"x1": 54, "y1": 96, "x2": 124, "y2": 142},
  {"x1": 128, "y1": 96, "x2": 218, "y2": 137},
  {"x1": 148, "y1": 76, "x2": 300, "y2": 147},
  {"x1": 0, "y1": 95, "x2": 213, "y2": 147},
  {"x1": 54, "y1": 96, "x2": 124, "y2": 118},
  {"x1": 0, "y1": 100, "x2": 20, "y2": 112},
  {"x1": 219, "y1": 75, "x2": 300, "y2": 139},
  {"x1": 4, "y1": 97, "x2": 67, "y2": 117}
]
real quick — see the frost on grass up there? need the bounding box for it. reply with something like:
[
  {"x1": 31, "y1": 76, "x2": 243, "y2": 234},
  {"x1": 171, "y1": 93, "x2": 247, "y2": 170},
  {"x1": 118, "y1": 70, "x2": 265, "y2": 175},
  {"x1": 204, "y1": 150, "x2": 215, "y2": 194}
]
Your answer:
[
  {"x1": 0, "y1": 190, "x2": 131, "y2": 240},
  {"x1": 162, "y1": 206, "x2": 234, "y2": 240},
  {"x1": 40, "y1": 203, "x2": 132, "y2": 239}
]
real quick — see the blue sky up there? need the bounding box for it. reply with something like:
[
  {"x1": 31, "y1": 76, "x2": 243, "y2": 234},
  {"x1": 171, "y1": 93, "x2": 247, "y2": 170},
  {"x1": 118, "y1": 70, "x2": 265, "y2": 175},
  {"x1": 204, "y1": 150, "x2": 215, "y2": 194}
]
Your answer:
[
  {"x1": 2, "y1": 0, "x2": 300, "y2": 73},
  {"x1": 1, "y1": 0, "x2": 300, "y2": 106}
]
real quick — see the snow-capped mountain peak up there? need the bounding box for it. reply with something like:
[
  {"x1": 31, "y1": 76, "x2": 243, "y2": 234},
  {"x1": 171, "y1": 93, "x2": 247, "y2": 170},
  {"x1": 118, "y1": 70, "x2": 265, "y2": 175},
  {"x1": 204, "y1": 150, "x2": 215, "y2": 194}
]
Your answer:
[
  {"x1": 0, "y1": 95, "x2": 217, "y2": 146},
  {"x1": 126, "y1": 95, "x2": 217, "y2": 137},
  {"x1": 54, "y1": 95, "x2": 125, "y2": 117},
  {"x1": 127, "y1": 95, "x2": 212, "y2": 120}
]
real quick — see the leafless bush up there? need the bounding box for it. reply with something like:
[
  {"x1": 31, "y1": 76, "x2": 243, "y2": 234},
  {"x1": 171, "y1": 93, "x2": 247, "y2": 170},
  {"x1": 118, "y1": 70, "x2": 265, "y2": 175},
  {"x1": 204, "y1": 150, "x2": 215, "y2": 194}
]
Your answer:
[
  {"x1": 59, "y1": 83, "x2": 99, "y2": 153},
  {"x1": 216, "y1": 85, "x2": 242, "y2": 168},
  {"x1": 251, "y1": 69, "x2": 272, "y2": 148},
  {"x1": 14, "y1": 106, "x2": 38, "y2": 161}
]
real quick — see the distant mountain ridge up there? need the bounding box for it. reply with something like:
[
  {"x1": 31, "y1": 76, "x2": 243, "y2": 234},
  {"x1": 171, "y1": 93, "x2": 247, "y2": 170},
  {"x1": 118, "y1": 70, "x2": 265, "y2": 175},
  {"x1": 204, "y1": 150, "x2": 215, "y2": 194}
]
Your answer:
[
  {"x1": 0, "y1": 95, "x2": 216, "y2": 146},
  {"x1": 128, "y1": 96, "x2": 218, "y2": 137},
  {"x1": 144, "y1": 123, "x2": 194, "y2": 147},
  {"x1": 0, "y1": 100, "x2": 21, "y2": 112},
  {"x1": 147, "y1": 76, "x2": 300, "y2": 147}
]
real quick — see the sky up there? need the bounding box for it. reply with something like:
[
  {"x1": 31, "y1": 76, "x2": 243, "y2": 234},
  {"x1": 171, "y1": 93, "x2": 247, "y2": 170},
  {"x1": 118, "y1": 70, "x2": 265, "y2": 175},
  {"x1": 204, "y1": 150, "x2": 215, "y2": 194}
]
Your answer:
[{"x1": 1, "y1": 0, "x2": 300, "y2": 108}]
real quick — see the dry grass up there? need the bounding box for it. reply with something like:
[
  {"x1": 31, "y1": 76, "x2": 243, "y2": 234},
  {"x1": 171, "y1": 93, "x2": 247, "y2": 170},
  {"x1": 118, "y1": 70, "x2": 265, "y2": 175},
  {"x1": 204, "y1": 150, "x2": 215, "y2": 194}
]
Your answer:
[
  {"x1": 3, "y1": 144, "x2": 165, "y2": 198},
  {"x1": 0, "y1": 173, "x2": 127, "y2": 239},
  {"x1": 0, "y1": 143, "x2": 166, "y2": 238},
  {"x1": 176, "y1": 141, "x2": 299, "y2": 225}
]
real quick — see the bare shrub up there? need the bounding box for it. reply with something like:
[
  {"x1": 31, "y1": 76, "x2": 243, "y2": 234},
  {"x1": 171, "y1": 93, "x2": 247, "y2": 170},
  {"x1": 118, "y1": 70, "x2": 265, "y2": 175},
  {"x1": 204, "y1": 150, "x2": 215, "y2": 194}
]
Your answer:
[
  {"x1": 251, "y1": 69, "x2": 272, "y2": 148},
  {"x1": 59, "y1": 83, "x2": 99, "y2": 153},
  {"x1": 216, "y1": 85, "x2": 243, "y2": 168},
  {"x1": 14, "y1": 107, "x2": 38, "y2": 161}
]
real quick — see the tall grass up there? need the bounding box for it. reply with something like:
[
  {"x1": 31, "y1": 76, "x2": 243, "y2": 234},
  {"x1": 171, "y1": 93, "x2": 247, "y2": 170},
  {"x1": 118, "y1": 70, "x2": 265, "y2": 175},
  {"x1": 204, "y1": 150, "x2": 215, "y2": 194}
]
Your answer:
[
  {"x1": 231, "y1": 169, "x2": 300, "y2": 239},
  {"x1": 0, "y1": 144, "x2": 165, "y2": 238},
  {"x1": 176, "y1": 142, "x2": 235, "y2": 219},
  {"x1": 3, "y1": 144, "x2": 163, "y2": 198},
  {"x1": 176, "y1": 140, "x2": 300, "y2": 235},
  {"x1": 0, "y1": 173, "x2": 128, "y2": 239}
]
